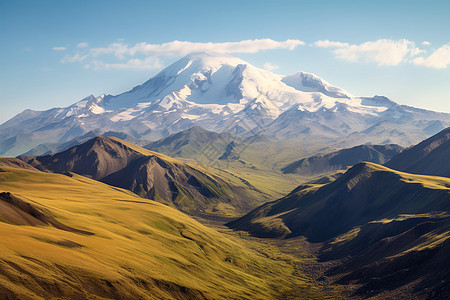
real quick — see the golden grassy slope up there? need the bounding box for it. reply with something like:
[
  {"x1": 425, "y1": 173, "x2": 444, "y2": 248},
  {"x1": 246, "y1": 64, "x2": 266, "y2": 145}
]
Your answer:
[
  {"x1": 21, "y1": 137, "x2": 271, "y2": 218},
  {"x1": 0, "y1": 157, "x2": 39, "y2": 171},
  {"x1": 0, "y1": 166, "x2": 308, "y2": 299}
]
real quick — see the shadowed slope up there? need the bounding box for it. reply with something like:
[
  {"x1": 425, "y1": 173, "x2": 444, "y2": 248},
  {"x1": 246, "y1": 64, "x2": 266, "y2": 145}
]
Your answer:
[
  {"x1": 229, "y1": 162, "x2": 450, "y2": 241},
  {"x1": 282, "y1": 144, "x2": 403, "y2": 176},
  {"x1": 0, "y1": 166, "x2": 307, "y2": 299},
  {"x1": 20, "y1": 136, "x2": 267, "y2": 217},
  {"x1": 322, "y1": 213, "x2": 450, "y2": 298},
  {"x1": 386, "y1": 127, "x2": 450, "y2": 177},
  {"x1": 228, "y1": 162, "x2": 450, "y2": 298}
]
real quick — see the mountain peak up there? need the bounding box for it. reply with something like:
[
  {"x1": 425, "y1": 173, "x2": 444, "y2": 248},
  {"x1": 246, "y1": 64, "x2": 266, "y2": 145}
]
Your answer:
[
  {"x1": 2, "y1": 52, "x2": 450, "y2": 157},
  {"x1": 183, "y1": 51, "x2": 247, "y2": 64},
  {"x1": 282, "y1": 71, "x2": 353, "y2": 98},
  {"x1": 159, "y1": 52, "x2": 249, "y2": 80}
]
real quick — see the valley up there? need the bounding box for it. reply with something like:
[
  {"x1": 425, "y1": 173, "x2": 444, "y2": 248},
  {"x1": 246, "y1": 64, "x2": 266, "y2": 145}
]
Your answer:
[
  {"x1": 1, "y1": 127, "x2": 449, "y2": 299},
  {"x1": 0, "y1": 161, "x2": 355, "y2": 299},
  {"x1": 1, "y1": 51, "x2": 449, "y2": 299}
]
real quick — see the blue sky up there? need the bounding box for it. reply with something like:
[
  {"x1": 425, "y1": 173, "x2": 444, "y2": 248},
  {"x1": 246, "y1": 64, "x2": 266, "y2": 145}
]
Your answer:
[{"x1": 1, "y1": 0, "x2": 449, "y2": 124}]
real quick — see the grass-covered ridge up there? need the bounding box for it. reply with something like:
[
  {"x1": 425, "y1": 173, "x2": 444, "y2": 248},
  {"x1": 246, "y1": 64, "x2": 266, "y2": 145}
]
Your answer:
[
  {"x1": 0, "y1": 166, "x2": 311, "y2": 299},
  {"x1": 20, "y1": 136, "x2": 270, "y2": 218},
  {"x1": 228, "y1": 162, "x2": 450, "y2": 298},
  {"x1": 229, "y1": 162, "x2": 450, "y2": 241}
]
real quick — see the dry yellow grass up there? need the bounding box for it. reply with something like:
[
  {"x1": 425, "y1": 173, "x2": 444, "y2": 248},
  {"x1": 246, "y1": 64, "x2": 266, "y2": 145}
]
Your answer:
[{"x1": 0, "y1": 166, "x2": 309, "y2": 299}]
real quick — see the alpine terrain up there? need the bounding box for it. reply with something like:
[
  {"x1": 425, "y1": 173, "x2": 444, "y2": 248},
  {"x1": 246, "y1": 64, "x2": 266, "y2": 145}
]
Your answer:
[
  {"x1": 228, "y1": 161, "x2": 450, "y2": 298},
  {"x1": 386, "y1": 127, "x2": 450, "y2": 177},
  {"x1": 1, "y1": 51, "x2": 449, "y2": 300},
  {"x1": 1, "y1": 52, "x2": 449, "y2": 157},
  {"x1": 19, "y1": 136, "x2": 268, "y2": 217}
]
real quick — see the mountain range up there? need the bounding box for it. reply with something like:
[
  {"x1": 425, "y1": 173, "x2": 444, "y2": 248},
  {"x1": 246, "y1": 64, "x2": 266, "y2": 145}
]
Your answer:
[
  {"x1": 228, "y1": 162, "x2": 450, "y2": 240},
  {"x1": 227, "y1": 128, "x2": 450, "y2": 298},
  {"x1": 1, "y1": 126, "x2": 449, "y2": 298},
  {"x1": 144, "y1": 126, "x2": 233, "y2": 160},
  {"x1": 1, "y1": 51, "x2": 450, "y2": 299},
  {"x1": 1, "y1": 52, "x2": 449, "y2": 157},
  {"x1": 386, "y1": 126, "x2": 450, "y2": 177},
  {"x1": 19, "y1": 136, "x2": 267, "y2": 218},
  {"x1": 281, "y1": 144, "x2": 404, "y2": 176}
]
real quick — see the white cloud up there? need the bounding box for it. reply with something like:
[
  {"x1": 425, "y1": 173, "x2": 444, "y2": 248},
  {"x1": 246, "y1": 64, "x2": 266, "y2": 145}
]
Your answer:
[
  {"x1": 61, "y1": 53, "x2": 88, "y2": 63},
  {"x1": 313, "y1": 40, "x2": 349, "y2": 48},
  {"x1": 52, "y1": 46, "x2": 67, "y2": 51},
  {"x1": 263, "y1": 62, "x2": 278, "y2": 71},
  {"x1": 91, "y1": 57, "x2": 164, "y2": 71},
  {"x1": 314, "y1": 39, "x2": 422, "y2": 66},
  {"x1": 77, "y1": 42, "x2": 89, "y2": 48},
  {"x1": 422, "y1": 41, "x2": 431, "y2": 46},
  {"x1": 90, "y1": 39, "x2": 305, "y2": 59},
  {"x1": 60, "y1": 39, "x2": 305, "y2": 71},
  {"x1": 413, "y1": 44, "x2": 450, "y2": 69}
]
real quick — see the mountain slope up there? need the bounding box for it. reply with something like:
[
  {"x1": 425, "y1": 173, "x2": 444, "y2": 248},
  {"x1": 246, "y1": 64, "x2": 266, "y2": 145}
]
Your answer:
[
  {"x1": 323, "y1": 213, "x2": 450, "y2": 299},
  {"x1": 0, "y1": 157, "x2": 39, "y2": 171},
  {"x1": 1, "y1": 53, "x2": 449, "y2": 157},
  {"x1": 386, "y1": 127, "x2": 450, "y2": 177},
  {"x1": 228, "y1": 162, "x2": 450, "y2": 241},
  {"x1": 281, "y1": 144, "x2": 403, "y2": 176},
  {"x1": 20, "y1": 136, "x2": 267, "y2": 217},
  {"x1": 0, "y1": 166, "x2": 308, "y2": 299},
  {"x1": 144, "y1": 126, "x2": 232, "y2": 159},
  {"x1": 228, "y1": 162, "x2": 450, "y2": 298}
]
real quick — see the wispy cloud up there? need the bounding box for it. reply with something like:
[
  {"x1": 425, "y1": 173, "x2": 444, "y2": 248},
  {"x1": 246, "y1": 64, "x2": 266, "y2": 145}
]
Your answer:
[
  {"x1": 314, "y1": 39, "x2": 423, "y2": 66},
  {"x1": 61, "y1": 53, "x2": 88, "y2": 63},
  {"x1": 90, "y1": 39, "x2": 304, "y2": 58},
  {"x1": 422, "y1": 41, "x2": 431, "y2": 46},
  {"x1": 313, "y1": 40, "x2": 349, "y2": 48},
  {"x1": 52, "y1": 46, "x2": 67, "y2": 51},
  {"x1": 85, "y1": 57, "x2": 164, "y2": 71},
  {"x1": 77, "y1": 42, "x2": 88, "y2": 48},
  {"x1": 59, "y1": 39, "x2": 305, "y2": 70},
  {"x1": 263, "y1": 62, "x2": 278, "y2": 71},
  {"x1": 413, "y1": 44, "x2": 450, "y2": 69}
]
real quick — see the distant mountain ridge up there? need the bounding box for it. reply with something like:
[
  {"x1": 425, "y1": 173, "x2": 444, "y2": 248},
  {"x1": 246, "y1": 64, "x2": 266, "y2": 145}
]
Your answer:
[
  {"x1": 228, "y1": 162, "x2": 450, "y2": 241},
  {"x1": 282, "y1": 144, "x2": 404, "y2": 176},
  {"x1": 144, "y1": 126, "x2": 231, "y2": 159},
  {"x1": 386, "y1": 127, "x2": 450, "y2": 177},
  {"x1": 1, "y1": 52, "x2": 449, "y2": 156}
]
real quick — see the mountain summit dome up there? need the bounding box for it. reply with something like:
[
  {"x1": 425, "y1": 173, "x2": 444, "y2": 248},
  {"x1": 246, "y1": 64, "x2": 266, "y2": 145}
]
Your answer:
[{"x1": 0, "y1": 52, "x2": 449, "y2": 156}]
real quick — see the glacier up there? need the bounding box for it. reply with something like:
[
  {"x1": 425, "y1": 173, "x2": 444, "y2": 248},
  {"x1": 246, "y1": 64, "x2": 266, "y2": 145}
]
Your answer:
[{"x1": 0, "y1": 52, "x2": 449, "y2": 156}]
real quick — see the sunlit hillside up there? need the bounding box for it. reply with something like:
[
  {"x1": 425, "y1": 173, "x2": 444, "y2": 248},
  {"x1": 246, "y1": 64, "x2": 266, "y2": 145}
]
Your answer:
[{"x1": 0, "y1": 165, "x2": 314, "y2": 299}]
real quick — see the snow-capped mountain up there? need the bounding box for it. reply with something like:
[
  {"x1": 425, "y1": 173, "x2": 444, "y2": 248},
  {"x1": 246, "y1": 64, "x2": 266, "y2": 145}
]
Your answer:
[{"x1": 1, "y1": 52, "x2": 449, "y2": 156}]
